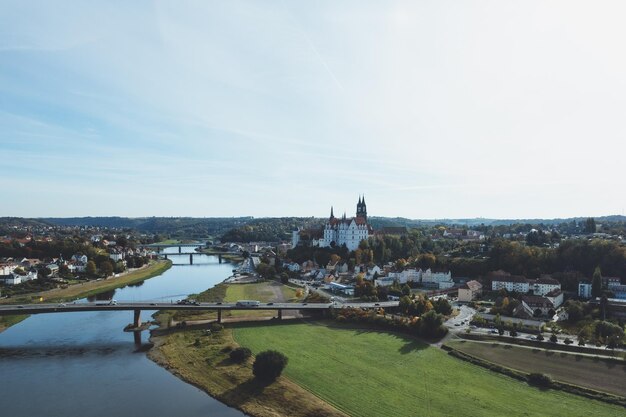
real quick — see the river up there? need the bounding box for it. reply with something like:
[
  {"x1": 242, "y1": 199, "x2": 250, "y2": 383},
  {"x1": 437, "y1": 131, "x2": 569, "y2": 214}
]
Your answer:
[{"x1": 0, "y1": 249, "x2": 246, "y2": 417}]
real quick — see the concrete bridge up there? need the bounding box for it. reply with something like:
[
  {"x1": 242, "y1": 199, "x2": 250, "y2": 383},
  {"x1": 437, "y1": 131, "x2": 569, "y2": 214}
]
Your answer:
[
  {"x1": 157, "y1": 252, "x2": 231, "y2": 265},
  {"x1": 0, "y1": 301, "x2": 399, "y2": 328}
]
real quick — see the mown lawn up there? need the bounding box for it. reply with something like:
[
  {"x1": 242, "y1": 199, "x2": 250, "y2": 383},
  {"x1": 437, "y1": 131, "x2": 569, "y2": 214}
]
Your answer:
[
  {"x1": 446, "y1": 340, "x2": 626, "y2": 397},
  {"x1": 234, "y1": 322, "x2": 625, "y2": 417}
]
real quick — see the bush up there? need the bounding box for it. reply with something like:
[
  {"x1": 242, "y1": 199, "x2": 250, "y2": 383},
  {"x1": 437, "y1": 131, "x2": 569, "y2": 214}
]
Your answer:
[
  {"x1": 549, "y1": 334, "x2": 558, "y2": 343},
  {"x1": 527, "y1": 373, "x2": 552, "y2": 387},
  {"x1": 230, "y1": 347, "x2": 252, "y2": 363},
  {"x1": 536, "y1": 333, "x2": 544, "y2": 341},
  {"x1": 564, "y1": 338, "x2": 573, "y2": 345},
  {"x1": 210, "y1": 323, "x2": 224, "y2": 332},
  {"x1": 221, "y1": 345, "x2": 234, "y2": 353},
  {"x1": 253, "y1": 350, "x2": 288, "y2": 382}
]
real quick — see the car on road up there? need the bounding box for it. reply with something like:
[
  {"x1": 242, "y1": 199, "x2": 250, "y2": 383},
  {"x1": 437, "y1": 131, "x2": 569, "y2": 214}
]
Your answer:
[
  {"x1": 454, "y1": 323, "x2": 461, "y2": 326},
  {"x1": 58, "y1": 303, "x2": 66, "y2": 307},
  {"x1": 150, "y1": 303, "x2": 156, "y2": 306},
  {"x1": 216, "y1": 302, "x2": 222, "y2": 305},
  {"x1": 267, "y1": 302, "x2": 274, "y2": 305},
  {"x1": 17, "y1": 305, "x2": 24, "y2": 309},
  {"x1": 374, "y1": 303, "x2": 380, "y2": 306},
  {"x1": 490, "y1": 330, "x2": 499, "y2": 334}
]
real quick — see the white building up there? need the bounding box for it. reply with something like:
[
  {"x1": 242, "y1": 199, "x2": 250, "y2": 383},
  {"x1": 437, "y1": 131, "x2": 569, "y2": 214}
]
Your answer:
[
  {"x1": 422, "y1": 269, "x2": 454, "y2": 289},
  {"x1": 491, "y1": 275, "x2": 530, "y2": 293},
  {"x1": 294, "y1": 197, "x2": 372, "y2": 252},
  {"x1": 578, "y1": 280, "x2": 592, "y2": 299},
  {"x1": 531, "y1": 276, "x2": 561, "y2": 296}
]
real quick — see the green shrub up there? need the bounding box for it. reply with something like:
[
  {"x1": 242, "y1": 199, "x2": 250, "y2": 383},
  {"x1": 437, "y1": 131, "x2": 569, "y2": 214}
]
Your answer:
[
  {"x1": 230, "y1": 347, "x2": 252, "y2": 363},
  {"x1": 210, "y1": 323, "x2": 224, "y2": 332},
  {"x1": 253, "y1": 350, "x2": 288, "y2": 382},
  {"x1": 527, "y1": 373, "x2": 552, "y2": 387}
]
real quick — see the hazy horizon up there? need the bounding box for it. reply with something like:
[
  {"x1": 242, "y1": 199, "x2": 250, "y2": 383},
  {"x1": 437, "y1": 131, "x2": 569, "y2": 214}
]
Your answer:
[{"x1": 2, "y1": 1, "x2": 625, "y2": 219}]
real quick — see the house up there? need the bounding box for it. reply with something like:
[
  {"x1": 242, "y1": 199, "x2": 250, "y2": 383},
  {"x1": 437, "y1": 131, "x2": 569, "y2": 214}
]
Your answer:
[
  {"x1": 46, "y1": 264, "x2": 59, "y2": 277},
  {"x1": 604, "y1": 277, "x2": 621, "y2": 288},
  {"x1": 421, "y1": 269, "x2": 454, "y2": 289},
  {"x1": 578, "y1": 280, "x2": 592, "y2": 299},
  {"x1": 284, "y1": 262, "x2": 301, "y2": 272},
  {"x1": 491, "y1": 275, "x2": 529, "y2": 293},
  {"x1": 109, "y1": 250, "x2": 124, "y2": 262},
  {"x1": 531, "y1": 276, "x2": 561, "y2": 296},
  {"x1": 521, "y1": 295, "x2": 555, "y2": 317},
  {"x1": 610, "y1": 284, "x2": 626, "y2": 300},
  {"x1": 71, "y1": 254, "x2": 88, "y2": 264},
  {"x1": 546, "y1": 289, "x2": 564, "y2": 309},
  {"x1": 458, "y1": 280, "x2": 483, "y2": 302}
]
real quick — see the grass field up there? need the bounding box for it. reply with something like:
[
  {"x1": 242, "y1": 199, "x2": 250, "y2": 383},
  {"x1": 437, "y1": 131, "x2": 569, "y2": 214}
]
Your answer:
[
  {"x1": 234, "y1": 322, "x2": 626, "y2": 417},
  {"x1": 446, "y1": 340, "x2": 626, "y2": 397},
  {"x1": 148, "y1": 326, "x2": 346, "y2": 417}
]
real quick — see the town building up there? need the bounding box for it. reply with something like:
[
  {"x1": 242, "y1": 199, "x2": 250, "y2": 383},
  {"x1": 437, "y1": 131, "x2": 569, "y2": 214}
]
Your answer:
[
  {"x1": 421, "y1": 269, "x2": 454, "y2": 289},
  {"x1": 491, "y1": 275, "x2": 530, "y2": 293},
  {"x1": 578, "y1": 280, "x2": 592, "y2": 299},
  {"x1": 521, "y1": 295, "x2": 555, "y2": 317},
  {"x1": 531, "y1": 276, "x2": 561, "y2": 296},
  {"x1": 458, "y1": 280, "x2": 483, "y2": 302}
]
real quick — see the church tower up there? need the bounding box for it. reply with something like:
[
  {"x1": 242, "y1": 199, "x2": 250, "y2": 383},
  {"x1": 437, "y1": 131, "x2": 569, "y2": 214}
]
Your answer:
[{"x1": 356, "y1": 195, "x2": 367, "y2": 221}]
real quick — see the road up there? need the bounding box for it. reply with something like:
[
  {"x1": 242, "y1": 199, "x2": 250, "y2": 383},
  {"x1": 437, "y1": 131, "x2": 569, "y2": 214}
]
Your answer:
[{"x1": 0, "y1": 300, "x2": 400, "y2": 316}]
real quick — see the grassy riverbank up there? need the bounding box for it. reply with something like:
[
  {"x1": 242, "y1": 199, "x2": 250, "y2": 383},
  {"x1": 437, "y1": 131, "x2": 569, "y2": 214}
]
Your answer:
[
  {"x1": 0, "y1": 260, "x2": 172, "y2": 332},
  {"x1": 3, "y1": 260, "x2": 171, "y2": 304},
  {"x1": 148, "y1": 324, "x2": 346, "y2": 417}
]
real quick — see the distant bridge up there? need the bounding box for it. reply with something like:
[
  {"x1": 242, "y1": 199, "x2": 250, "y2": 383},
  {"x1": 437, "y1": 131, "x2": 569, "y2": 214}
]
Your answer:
[
  {"x1": 0, "y1": 301, "x2": 399, "y2": 327},
  {"x1": 156, "y1": 252, "x2": 233, "y2": 265}
]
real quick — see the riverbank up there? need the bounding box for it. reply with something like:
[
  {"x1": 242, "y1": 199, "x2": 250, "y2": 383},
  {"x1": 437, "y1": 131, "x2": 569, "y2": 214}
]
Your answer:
[
  {"x1": 0, "y1": 260, "x2": 172, "y2": 333},
  {"x1": 148, "y1": 323, "x2": 346, "y2": 417}
]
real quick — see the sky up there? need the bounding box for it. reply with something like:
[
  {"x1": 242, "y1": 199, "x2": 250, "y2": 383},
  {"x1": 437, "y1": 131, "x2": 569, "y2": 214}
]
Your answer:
[{"x1": 1, "y1": 0, "x2": 625, "y2": 219}]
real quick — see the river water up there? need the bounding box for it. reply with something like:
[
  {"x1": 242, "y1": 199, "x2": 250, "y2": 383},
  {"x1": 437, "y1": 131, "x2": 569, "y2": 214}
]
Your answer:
[{"x1": 0, "y1": 250, "x2": 246, "y2": 417}]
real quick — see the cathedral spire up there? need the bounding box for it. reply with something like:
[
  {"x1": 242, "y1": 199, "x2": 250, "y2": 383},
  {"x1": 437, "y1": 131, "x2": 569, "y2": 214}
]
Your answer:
[{"x1": 330, "y1": 206, "x2": 335, "y2": 219}]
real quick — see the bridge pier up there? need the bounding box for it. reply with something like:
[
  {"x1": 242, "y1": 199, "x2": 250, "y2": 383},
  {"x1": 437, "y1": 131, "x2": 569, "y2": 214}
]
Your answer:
[
  {"x1": 133, "y1": 309, "x2": 141, "y2": 328},
  {"x1": 178, "y1": 246, "x2": 182, "y2": 253},
  {"x1": 190, "y1": 253, "x2": 193, "y2": 265},
  {"x1": 218, "y1": 254, "x2": 222, "y2": 264},
  {"x1": 164, "y1": 254, "x2": 168, "y2": 260},
  {"x1": 133, "y1": 331, "x2": 142, "y2": 347},
  {"x1": 277, "y1": 309, "x2": 283, "y2": 320},
  {"x1": 217, "y1": 309, "x2": 222, "y2": 323}
]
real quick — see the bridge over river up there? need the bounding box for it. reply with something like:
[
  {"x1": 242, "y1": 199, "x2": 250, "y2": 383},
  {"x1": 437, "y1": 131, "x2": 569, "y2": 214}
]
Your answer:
[{"x1": 0, "y1": 301, "x2": 400, "y2": 327}]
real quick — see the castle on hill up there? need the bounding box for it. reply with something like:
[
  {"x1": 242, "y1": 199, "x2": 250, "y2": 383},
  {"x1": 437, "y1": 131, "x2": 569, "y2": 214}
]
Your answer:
[{"x1": 292, "y1": 196, "x2": 372, "y2": 251}]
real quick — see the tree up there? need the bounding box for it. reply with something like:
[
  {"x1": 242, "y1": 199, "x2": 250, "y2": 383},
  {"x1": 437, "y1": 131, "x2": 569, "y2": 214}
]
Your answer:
[
  {"x1": 399, "y1": 295, "x2": 412, "y2": 314},
  {"x1": 86, "y1": 260, "x2": 97, "y2": 277},
  {"x1": 591, "y1": 266, "x2": 603, "y2": 298},
  {"x1": 564, "y1": 338, "x2": 573, "y2": 345},
  {"x1": 401, "y1": 284, "x2": 411, "y2": 296},
  {"x1": 536, "y1": 333, "x2": 544, "y2": 341},
  {"x1": 584, "y1": 217, "x2": 596, "y2": 234},
  {"x1": 100, "y1": 261, "x2": 114, "y2": 277},
  {"x1": 509, "y1": 329, "x2": 518, "y2": 337},
  {"x1": 549, "y1": 334, "x2": 558, "y2": 343},
  {"x1": 253, "y1": 350, "x2": 288, "y2": 382}
]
